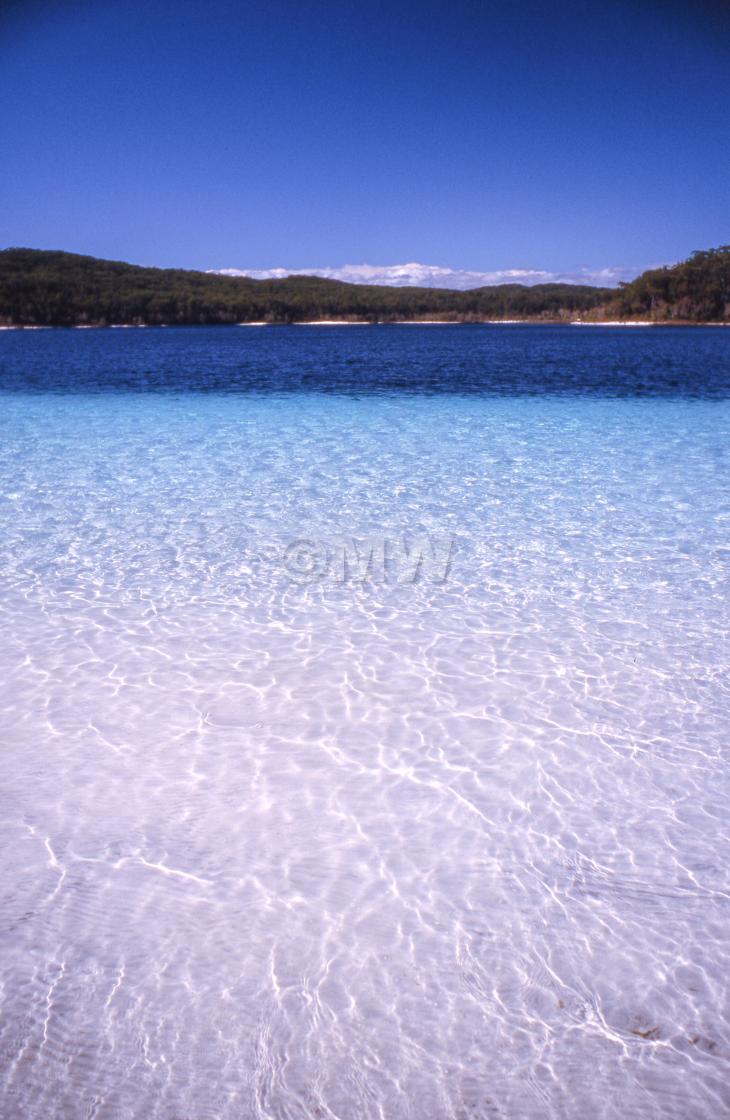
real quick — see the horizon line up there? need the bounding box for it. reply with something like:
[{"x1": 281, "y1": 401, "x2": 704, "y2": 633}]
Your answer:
[{"x1": 208, "y1": 260, "x2": 650, "y2": 290}]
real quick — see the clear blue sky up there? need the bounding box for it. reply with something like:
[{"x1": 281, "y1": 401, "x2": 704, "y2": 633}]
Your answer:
[{"x1": 1, "y1": 0, "x2": 728, "y2": 274}]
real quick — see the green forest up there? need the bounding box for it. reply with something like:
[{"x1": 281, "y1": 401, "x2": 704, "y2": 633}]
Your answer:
[
  {"x1": 612, "y1": 247, "x2": 730, "y2": 322},
  {"x1": 1, "y1": 246, "x2": 729, "y2": 326}
]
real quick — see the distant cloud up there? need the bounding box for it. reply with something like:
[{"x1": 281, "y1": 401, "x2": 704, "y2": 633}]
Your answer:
[{"x1": 208, "y1": 261, "x2": 638, "y2": 289}]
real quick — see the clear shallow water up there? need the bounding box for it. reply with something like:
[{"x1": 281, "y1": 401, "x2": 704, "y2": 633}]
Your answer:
[{"x1": 1, "y1": 327, "x2": 729, "y2": 1119}]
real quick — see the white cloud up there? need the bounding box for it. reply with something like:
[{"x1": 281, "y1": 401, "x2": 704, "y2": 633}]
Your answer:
[{"x1": 208, "y1": 261, "x2": 638, "y2": 289}]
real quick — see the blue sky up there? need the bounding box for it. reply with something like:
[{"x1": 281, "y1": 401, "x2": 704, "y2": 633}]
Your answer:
[{"x1": 1, "y1": 0, "x2": 728, "y2": 282}]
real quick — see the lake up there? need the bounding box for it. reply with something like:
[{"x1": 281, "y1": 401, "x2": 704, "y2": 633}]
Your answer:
[{"x1": 1, "y1": 325, "x2": 729, "y2": 1119}]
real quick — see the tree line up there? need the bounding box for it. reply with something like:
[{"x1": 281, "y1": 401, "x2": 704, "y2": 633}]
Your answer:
[
  {"x1": 0, "y1": 246, "x2": 728, "y2": 326},
  {"x1": 612, "y1": 247, "x2": 730, "y2": 322}
]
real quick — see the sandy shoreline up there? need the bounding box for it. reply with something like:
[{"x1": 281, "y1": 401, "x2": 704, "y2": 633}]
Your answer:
[
  {"x1": 571, "y1": 320, "x2": 654, "y2": 327},
  {"x1": 1, "y1": 320, "x2": 729, "y2": 330}
]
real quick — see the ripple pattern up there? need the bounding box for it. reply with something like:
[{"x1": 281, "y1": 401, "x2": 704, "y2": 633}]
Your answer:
[{"x1": 0, "y1": 340, "x2": 729, "y2": 1118}]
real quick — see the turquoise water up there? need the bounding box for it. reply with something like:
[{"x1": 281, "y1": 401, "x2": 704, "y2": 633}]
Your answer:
[{"x1": 1, "y1": 327, "x2": 729, "y2": 1118}]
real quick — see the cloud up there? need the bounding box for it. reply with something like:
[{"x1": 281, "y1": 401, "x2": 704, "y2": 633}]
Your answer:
[{"x1": 208, "y1": 261, "x2": 638, "y2": 289}]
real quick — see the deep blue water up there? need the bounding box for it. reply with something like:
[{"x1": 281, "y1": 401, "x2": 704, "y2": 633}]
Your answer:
[
  {"x1": 1, "y1": 325, "x2": 729, "y2": 1120},
  {"x1": 1, "y1": 323, "x2": 729, "y2": 396}
]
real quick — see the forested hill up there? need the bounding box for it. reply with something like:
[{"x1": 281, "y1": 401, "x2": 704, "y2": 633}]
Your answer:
[
  {"x1": 1, "y1": 246, "x2": 729, "y2": 326},
  {"x1": 0, "y1": 249, "x2": 608, "y2": 325},
  {"x1": 612, "y1": 247, "x2": 730, "y2": 322}
]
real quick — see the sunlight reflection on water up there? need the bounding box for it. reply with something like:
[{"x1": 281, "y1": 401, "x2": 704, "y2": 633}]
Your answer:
[{"x1": 1, "y1": 328, "x2": 729, "y2": 1119}]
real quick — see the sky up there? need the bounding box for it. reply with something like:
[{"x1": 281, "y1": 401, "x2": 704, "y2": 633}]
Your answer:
[{"x1": 1, "y1": 0, "x2": 729, "y2": 285}]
